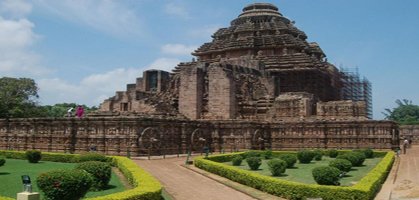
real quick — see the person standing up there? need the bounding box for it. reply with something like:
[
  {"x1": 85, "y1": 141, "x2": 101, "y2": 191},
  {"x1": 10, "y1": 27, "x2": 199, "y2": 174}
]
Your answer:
[
  {"x1": 76, "y1": 105, "x2": 84, "y2": 118},
  {"x1": 67, "y1": 107, "x2": 74, "y2": 117},
  {"x1": 403, "y1": 139, "x2": 409, "y2": 154}
]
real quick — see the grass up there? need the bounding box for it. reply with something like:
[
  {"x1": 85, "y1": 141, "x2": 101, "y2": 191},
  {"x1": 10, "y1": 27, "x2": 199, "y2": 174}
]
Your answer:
[
  {"x1": 0, "y1": 159, "x2": 125, "y2": 199},
  {"x1": 225, "y1": 156, "x2": 382, "y2": 186}
]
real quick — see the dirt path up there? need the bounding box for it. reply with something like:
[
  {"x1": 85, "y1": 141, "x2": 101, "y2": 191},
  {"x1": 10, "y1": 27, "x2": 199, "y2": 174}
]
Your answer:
[
  {"x1": 376, "y1": 145, "x2": 419, "y2": 200},
  {"x1": 134, "y1": 157, "x2": 257, "y2": 200}
]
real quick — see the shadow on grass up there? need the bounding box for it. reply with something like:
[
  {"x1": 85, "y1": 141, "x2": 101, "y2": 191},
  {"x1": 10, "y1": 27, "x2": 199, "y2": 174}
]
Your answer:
[
  {"x1": 288, "y1": 166, "x2": 299, "y2": 169},
  {"x1": 103, "y1": 185, "x2": 117, "y2": 190},
  {"x1": 0, "y1": 172, "x2": 10, "y2": 175},
  {"x1": 350, "y1": 168, "x2": 359, "y2": 172},
  {"x1": 272, "y1": 173, "x2": 289, "y2": 178}
]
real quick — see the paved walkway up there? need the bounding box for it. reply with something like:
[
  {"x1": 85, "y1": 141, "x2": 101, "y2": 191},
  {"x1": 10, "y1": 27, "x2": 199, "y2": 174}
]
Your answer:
[
  {"x1": 376, "y1": 145, "x2": 419, "y2": 200},
  {"x1": 134, "y1": 156, "x2": 258, "y2": 200}
]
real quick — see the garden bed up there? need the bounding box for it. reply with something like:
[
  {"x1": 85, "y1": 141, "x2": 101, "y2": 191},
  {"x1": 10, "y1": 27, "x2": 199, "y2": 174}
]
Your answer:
[
  {"x1": 195, "y1": 150, "x2": 394, "y2": 200},
  {"x1": 0, "y1": 150, "x2": 162, "y2": 200}
]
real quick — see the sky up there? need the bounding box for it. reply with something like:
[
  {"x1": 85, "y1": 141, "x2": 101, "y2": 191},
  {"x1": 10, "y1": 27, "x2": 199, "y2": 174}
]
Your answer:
[{"x1": 0, "y1": 0, "x2": 418, "y2": 119}]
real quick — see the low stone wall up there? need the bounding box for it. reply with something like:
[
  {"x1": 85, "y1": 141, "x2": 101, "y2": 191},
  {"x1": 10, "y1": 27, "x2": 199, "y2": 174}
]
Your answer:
[
  {"x1": 399, "y1": 125, "x2": 419, "y2": 144},
  {"x1": 0, "y1": 117, "x2": 399, "y2": 156}
]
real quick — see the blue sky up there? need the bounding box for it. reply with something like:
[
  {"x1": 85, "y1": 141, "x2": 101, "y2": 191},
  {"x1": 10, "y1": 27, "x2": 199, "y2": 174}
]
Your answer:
[{"x1": 0, "y1": 0, "x2": 418, "y2": 119}]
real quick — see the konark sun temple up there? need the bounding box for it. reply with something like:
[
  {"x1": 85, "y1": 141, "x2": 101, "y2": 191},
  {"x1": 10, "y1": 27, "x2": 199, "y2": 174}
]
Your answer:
[{"x1": 0, "y1": 3, "x2": 399, "y2": 156}]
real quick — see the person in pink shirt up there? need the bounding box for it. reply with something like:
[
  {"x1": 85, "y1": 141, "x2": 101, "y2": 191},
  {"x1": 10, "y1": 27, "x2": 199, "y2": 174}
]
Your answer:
[{"x1": 75, "y1": 105, "x2": 84, "y2": 118}]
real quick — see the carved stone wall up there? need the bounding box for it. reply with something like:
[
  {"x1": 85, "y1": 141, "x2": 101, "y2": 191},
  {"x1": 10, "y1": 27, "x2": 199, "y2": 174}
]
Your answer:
[
  {"x1": 399, "y1": 125, "x2": 419, "y2": 144},
  {"x1": 0, "y1": 118, "x2": 399, "y2": 156}
]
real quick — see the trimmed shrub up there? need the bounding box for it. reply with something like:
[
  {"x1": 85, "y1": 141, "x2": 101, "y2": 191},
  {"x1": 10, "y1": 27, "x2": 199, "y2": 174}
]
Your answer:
[
  {"x1": 312, "y1": 166, "x2": 341, "y2": 185},
  {"x1": 232, "y1": 156, "x2": 243, "y2": 166},
  {"x1": 297, "y1": 150, "x2": 314, "y2": 164},
  {"x1": 364, "y1": 149, "x2": 374, "y2": 158},
  {"x1": 25, "y1": 150, "x2": 41, "y2": 163},
  {"x1": 77, "y1": 153, "x2": 110, "y2": 163},
  {"x1": 329, "y1": 159, "x2": 352, "y2": 172},
  {"x1": 263, "y1": 150, "x2": 273, "y2": 159},
  {"x1": 267, "y1": 159, "x2": 287, "y2": 176},
  {"x1": 328, "y1": 149, "x2": 339, "y2": 158},
  {"x1": 0, "y1": 156, "x2": 5, "y2": 167},
  {"x1": 278, "y1": 154, "x2": 297, "y2": 168},
  {"x1": 352, "y1": 152, "x2": 366, "y2": 166},
  {"x1": 337, "y1": 152, "x2": 365, "y2": 167},
  {"x1": 37, "y1": 169, "x2": 93, "y2": 200},
  {"x1": 242, "y1": 151, "x2": 261, "y2": 159},
  {"x1": 246, "y1": 157, "x2": 262, "y2": 170},
  {"x1": 313, "y1": 150, "x2": 323, "y2": 161},
  {"x1": 76, "y1": 161, "x2": 112, "y2": 190}
]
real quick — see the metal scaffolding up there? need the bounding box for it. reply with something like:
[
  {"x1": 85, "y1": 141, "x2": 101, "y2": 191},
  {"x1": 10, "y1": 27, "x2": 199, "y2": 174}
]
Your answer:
[{"x1": 339, "y1": 67, "x2": 372, "y2": 119}]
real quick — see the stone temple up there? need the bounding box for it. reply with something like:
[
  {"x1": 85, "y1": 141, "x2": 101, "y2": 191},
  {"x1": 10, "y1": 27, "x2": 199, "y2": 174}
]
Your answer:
[
  {"x1": 0, "y1": 3, "x2": 399, "y2": 156},
  {"x1": 99, "y1": 3, "x2": 371, "y2": 121}
]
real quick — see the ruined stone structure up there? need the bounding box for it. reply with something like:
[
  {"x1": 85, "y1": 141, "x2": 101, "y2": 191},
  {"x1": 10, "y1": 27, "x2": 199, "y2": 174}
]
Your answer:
[
  {"x1": 99, "y1": 3, "x2": 369, "y2": 121},
  {"x1": 0, "y1": 118, "x2": 399, "y2": 156},
  {"x1": 0, "y1": 3, "x2": 400, "y2": 155}
]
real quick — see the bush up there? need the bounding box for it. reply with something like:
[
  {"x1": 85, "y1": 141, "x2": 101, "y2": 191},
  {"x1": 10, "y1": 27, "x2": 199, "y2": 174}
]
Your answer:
[
  {"x1": 37, "y1": 169, "x2": 93, "y2": 200},
  {"x1": 242, "y1": 151, "x2": 261, "y2": 159},
  {"x1": 278, "y1": 154, "x2": 297, "y2": 168},
  {"x1": 25, "y1": 150, "x2": 41, "y2": 163},
  {"x1": 364, "y1": 149, "x2": 374, "y2": 158},
  {"x1": 329, "y1": 159, "x2": 352, "y2": 172},
  {"x1": 328, "y1": 149, "x2": 339, "y2": 158},
  {"x1": 263, "y1": 150, "x2": 273, "y2": 159},
  {"x1": 232, "y1": 156, "x2": 243, "y2": 166},
  {"x1": 313, "y1": 150, "x2": 323, "y2": 161},
  {"x1": 0, "y1": 156, "x2": 5, "y2": 167},
  {"x1": 337, "y1": 152, "x2": 365, "y2": 167},
  {"x1": 297, "y1": 150, "x2": 314, "y2": 164},
  {"x1": 77, "y1": 153, "x2": 109, "y2": 163},
  {"x1": 267, "y1": 159, "x2": 287, "y2": 176},
  {"x1": 76, "y1": 161, "x2": 112, "y2": 190},
  {"x1": 246, "y1": 157, "x2": 262, "y2": 170},
  {"x1": 312, "y1": 166, "x2": 341, "y2": 185}
]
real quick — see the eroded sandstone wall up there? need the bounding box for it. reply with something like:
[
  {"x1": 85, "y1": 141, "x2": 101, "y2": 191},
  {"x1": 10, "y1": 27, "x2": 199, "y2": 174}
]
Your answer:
[{"x1": 0, "y1": 118, "x2": 399, "y2": 156}]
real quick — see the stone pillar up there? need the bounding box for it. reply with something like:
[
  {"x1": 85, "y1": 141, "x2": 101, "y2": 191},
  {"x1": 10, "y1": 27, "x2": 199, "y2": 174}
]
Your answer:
[
  {"x1": 179, "y1": 65, "x2": 204, "y2": 119},
  {"x1": 208, "y1": 63, "x2": 236, "y2": 119}
]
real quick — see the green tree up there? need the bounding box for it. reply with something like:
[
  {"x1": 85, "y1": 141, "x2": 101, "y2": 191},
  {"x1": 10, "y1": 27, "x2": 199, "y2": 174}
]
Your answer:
[
  {"x1": 0, "y1": 77, "x2": 43, "y2": 118},
  {"x1": 383, "y1": 99, "x2": 419, "y2": 125}
]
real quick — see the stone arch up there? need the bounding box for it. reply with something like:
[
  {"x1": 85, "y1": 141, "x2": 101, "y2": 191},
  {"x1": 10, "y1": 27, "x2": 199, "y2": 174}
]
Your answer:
[
  {"x1": 138, "y1": 127, "x2": 161, "y2": 150},
  {"x1": 251, "y1": 129, "x2": 265, "y2": 150},
  {"x1": 190, "y1": 128, "x2": 210, "y2": 152}
]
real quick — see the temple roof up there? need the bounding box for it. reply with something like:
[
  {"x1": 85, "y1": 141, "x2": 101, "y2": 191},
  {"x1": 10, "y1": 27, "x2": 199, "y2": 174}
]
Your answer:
[{"x1": 193, "y1": 2, "x2": 331, "y2": 72}]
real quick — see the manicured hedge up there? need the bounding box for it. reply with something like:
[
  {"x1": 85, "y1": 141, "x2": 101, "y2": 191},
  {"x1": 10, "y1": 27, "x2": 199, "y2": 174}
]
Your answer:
[
  {"x1": 195, "y1": 150, "x2": 394, "y2": 200},
  {"x1": 87, "y1": 156, "x2": 162, "y2": 200},
  {"x1": 0, "y1": 150, "x2": 162, "y2": 200}
]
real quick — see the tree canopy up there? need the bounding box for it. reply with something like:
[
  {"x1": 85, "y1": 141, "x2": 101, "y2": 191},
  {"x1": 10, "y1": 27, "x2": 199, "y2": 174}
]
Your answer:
[
  {"x1": 0, "y1": 77, "x2": 97, "y2": 118},
  {"x1": 383, "y1": 99, "x2": 419, "y2": 125},
  {"x1": 0, "y1": 77, "x2": 41, "y2": 118}
]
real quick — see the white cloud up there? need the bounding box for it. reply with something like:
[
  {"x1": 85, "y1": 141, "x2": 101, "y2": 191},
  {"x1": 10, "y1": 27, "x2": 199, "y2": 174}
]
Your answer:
[
  {"x1": 161, "y1": 44, "x2": 196, "y2": 56},
  {"x1": 34, "y1": 0, "x2": 145, "y2": 38},
  {"x1": 146, "y1": 58, "x2": 181, "y2": 72},
  {"x1": 38, "y1": 67, "x2": 142, "y2": 106},
  {"x1": 164, "y1": 2, "x2": 189, "y2": 19},
  {"x1": 38, "y1": 58, "x2": 181, "y2": 106},
  {"x1": 0, "y1": 3, "x2": 50, "y2": 77},
  {"x1": 188, "y1": 24, "x2": 221, "y2": 39},
  {"x1": 0, "y1": 0, "x2": 32, "y2": 19}
]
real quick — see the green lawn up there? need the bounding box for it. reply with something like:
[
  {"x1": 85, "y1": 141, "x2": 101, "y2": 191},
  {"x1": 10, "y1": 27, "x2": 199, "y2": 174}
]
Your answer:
[
  {"x1": 225, "y1": 156, "x2": 382, "y2": 186},
  {"x1": 0, "y1": 159, "x2": 126, "y2": 199}
]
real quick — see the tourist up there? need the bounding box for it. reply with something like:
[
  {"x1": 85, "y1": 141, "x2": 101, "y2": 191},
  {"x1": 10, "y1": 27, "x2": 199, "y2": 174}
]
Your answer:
[
  {"x1": 396, "y1": 147, "x2": 400, "y2": 157},
  {"x1": 403, "y1": 139, "x2": 409, "y2": 154},
  {"x1": 67, "y1": 107, "x2": 74, "y2": 117},
  {"x1": 76, "y1": 105, "x2": 84, "y2": 118}
]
